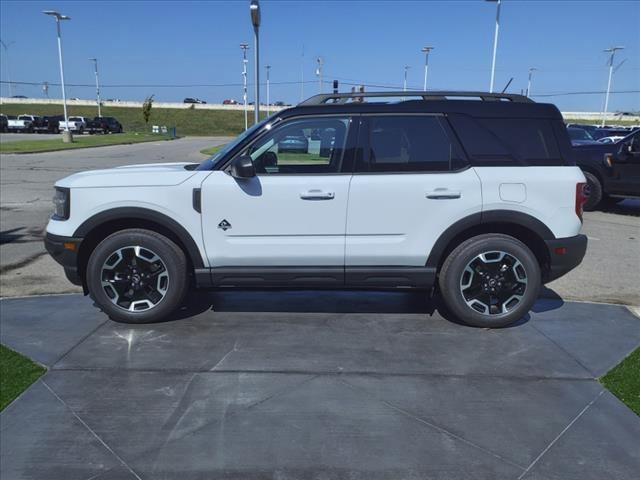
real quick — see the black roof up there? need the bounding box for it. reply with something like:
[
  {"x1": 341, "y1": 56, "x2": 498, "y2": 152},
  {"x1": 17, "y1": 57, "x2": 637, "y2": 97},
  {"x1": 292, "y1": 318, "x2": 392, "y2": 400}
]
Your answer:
[{"x1": 279, "y1": 91, "x2": 562, "y2": 120}]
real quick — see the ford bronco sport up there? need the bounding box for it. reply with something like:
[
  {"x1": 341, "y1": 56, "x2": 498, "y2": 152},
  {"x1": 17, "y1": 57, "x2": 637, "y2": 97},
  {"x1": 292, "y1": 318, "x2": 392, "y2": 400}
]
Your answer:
[{"x1": 45, "y1": 91, "x2": 588, "y2": 328}]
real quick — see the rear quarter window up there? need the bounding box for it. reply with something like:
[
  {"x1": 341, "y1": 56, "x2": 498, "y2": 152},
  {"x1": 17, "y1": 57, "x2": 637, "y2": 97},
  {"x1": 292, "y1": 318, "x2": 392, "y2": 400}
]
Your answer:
[{"x1": 449, "y1": 114, "x2": 563, "y2": 166}]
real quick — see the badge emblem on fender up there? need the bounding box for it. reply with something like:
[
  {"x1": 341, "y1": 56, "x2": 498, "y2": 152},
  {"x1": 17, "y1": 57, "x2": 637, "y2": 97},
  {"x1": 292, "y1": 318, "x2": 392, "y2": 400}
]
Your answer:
[{"x1": 218, "y1": 219, "x2": 232, "y2": 231}]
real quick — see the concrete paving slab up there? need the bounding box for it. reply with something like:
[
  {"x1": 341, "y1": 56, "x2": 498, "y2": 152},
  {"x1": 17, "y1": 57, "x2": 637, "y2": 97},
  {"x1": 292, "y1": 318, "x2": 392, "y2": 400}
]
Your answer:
[
  {"x1": 530, "y1": 300, "x2": 640, "y2": 376},
  {"x1": 0, "y1": 381, "x2": 124, "y2": 480},
  {"x1": 522, "y1": 390, "x2": 640, "y2": 480},
  {"x1": 342, "y1": 375, "x2": 604, "y2": 468},
  {"x1": 0, "y1": 294, "x2": 106, "y2": 366},
  {"x1": 128, "y1": 375, "x2": 523, "y2": 479},
  {"x1": 43, "y1": 370, "x2": 313, "y2": 461},
  {"x1": 53, "y1": 293, "x2": 592, "y2": 379}
]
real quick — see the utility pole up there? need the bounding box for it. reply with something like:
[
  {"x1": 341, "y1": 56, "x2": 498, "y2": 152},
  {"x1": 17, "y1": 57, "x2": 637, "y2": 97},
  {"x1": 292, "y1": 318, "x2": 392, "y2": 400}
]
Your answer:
[
  {"x1": 301, "y1": 45, "x2": 304, "y2": 101},
  {"x1": 265, "y1": 65, "x2": 271, "y2": 116},
  {"x1": 421, "y1": 46, "x2": 434, "y2": 90},
  {"x1": 42, "y1": 81, "x2": 49, "y2": 98},
  {"x1": 43, "y1": 10, "x2": 72, "y2": 142},
  {"x1": 526, "y1": 67, "x2": 537, "y2": 97},
  {"x1": 89, "y1": 58, "x2": 101, "y2": 116},
  {"x1": 0, "y1": 40, "x2": 15, "y2": 97},
  {"x1": 316, "y1": 57, "x2": 324, "y2": 93},
  {"x1": 487, "y1": 0, "x2": 501, "y2": 93},
  {"x1": 240, "y1": 43, "x2": 249, "y2": 130},
  {"x1": 250, "y1": 0, "x2": 261, "y2": 123},
  {"x1": 602, "y1": 46, "x2": 625, "y2": 127},
  {"x1": 403, "y1": 65, "x2": 410, "y2": 92}
]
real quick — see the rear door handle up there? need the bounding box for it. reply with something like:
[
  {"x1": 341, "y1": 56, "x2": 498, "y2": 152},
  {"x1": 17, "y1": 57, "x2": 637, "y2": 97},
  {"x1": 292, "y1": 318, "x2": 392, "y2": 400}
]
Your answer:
[
  {"x1": 426, "y1": 189, "x2": 462, "y2": 200},
  {"x1": 300, "y1": 189, "x2": 335, "y2": 200}
]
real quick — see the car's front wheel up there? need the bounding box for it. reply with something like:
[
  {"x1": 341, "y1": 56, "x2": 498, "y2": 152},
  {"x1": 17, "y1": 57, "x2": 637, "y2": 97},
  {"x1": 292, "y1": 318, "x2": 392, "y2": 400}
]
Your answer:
[
  {"x1": 582, "y1": 171, "x2": 603, "y2": 211},
  {"x1": 86, "y1": 229, "x2": 188, "y2": 323},
  {"x1": 438, "y1": 234, "x2": 541, "y2": 328}
]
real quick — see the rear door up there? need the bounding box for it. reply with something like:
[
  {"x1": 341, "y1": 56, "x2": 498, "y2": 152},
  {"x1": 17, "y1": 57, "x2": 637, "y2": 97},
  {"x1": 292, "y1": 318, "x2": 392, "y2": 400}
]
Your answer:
[{"x1": 345, "y1": 114, "x2": 482, "y2": 284}]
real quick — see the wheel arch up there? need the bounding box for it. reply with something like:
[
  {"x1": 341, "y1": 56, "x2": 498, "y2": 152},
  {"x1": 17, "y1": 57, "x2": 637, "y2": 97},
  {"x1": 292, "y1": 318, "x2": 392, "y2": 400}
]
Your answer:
[
  {"x1": 426, "y1": 210, "x2": 553, "y2": 275},
  {"x1": 74, "y1": 207, "x2": 205, "y2": 289}
]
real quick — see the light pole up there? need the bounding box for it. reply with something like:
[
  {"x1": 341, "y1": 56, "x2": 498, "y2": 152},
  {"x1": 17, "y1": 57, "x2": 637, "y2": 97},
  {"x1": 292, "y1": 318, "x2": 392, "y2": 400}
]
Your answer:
[
  {"x1": 316, "y1": 57, "x2": 324, "y2": 93},
  {"x1": 43, "y1": 10, "x2": 72, "y2": 142},
  {"x1": 403, "y1": 65, "x2": 410, "y2": 92},
  {"x1": 421, "y1": 46, "x2": 434, "y2": 90},
  {"x1": 250, "y1": 0, "x2": 260, "y2": 123},
  {"x1": 601, "y1": 46, "x2": 625, "y2": 127},
  {"x1": 240, "y1": 43, "x2": 249, "y2": 130},
  {"x1": 0, "y1": 40, "x2": 15, "y2": 97},
  {"x1": 265, "y1": 65, "x2": 271, "y2": 116},
  {"x1": 526, "y1": 67, "x2": 537, "y2": 97},
  {"x1": 89, "y1": 58, "x2": 101, "y2": 117},
  {"x1": 486, "y1": 0, "x2": 501, "y2": 93}
]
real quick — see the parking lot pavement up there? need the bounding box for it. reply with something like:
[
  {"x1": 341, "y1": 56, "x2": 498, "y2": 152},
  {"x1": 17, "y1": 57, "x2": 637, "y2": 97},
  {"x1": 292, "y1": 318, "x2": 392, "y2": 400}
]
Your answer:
[
  {"x1": 0, "y1": 136, "x2": 230, "y2": 286},
  {"x1": 0, "y1": 133, "x2": 63, "y2": 143},
  {"x1": 1, "y1": 292, "x2": 639, "y2": 479}
]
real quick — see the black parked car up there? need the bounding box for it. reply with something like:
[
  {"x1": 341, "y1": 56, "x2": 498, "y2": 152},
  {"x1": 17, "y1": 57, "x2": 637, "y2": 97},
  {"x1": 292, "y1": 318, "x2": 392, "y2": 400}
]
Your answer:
[
  {"x1": 184, "y1": 97, "x2": 206, "y2": 104},
  {"x1": 567, "y1": 127, "x2": 599, "y2": 146},
  {"x1": 573, "y1": 130, "x2": 640, "y2": 210},
  {"x1": 0, "y1": 114, "x2": 8, "y2": 132},
  {"x1": 89, "y1": 116, "x2": 123, "y2": 134}
]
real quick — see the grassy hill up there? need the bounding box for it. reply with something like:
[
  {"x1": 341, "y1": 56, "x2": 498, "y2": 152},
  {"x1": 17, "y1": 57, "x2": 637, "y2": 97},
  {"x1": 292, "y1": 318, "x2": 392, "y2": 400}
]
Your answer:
[{"x1": 0, "y1": 103, "x2": 267, "y2": 136}]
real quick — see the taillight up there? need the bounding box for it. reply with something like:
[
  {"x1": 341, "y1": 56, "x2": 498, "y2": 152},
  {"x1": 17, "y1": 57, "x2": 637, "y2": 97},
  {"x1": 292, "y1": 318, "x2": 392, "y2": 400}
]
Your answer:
[{"x1": 575, "y1": 182, "x2": 587, "y2": 221}]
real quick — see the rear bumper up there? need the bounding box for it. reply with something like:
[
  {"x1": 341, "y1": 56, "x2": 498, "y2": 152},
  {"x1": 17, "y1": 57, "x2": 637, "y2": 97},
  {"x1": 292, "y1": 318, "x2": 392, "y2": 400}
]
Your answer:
[
  {"x1": 44, "y1": 232, "x2": 83, "y2": 286},
  {"x1": 543, "y1": 234, "x2": 588, "y2": 283}
]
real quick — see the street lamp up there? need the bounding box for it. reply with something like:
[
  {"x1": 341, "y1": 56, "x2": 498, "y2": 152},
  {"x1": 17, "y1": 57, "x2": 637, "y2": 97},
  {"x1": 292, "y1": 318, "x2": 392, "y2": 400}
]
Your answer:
[
  {"x1": 43, "y1": 10, "x2": 72, "y2": 142},
  {"x1": 265, "y1": 65, "x2": 271, "y2": 116},
  {"x1": 0, "y1": 40, "x2": 15, "y2": 97},
  {"x1": 486, "y1": 0, "x2": 501, "y2": 93},
  {"x1": 316, "y1": 57, "x2": 324, "y2": 93},
  {"x1": 601, "y1": 46, "x2": 625, "y2": 127},
  {"x1": 526, "y1": 67, "x2": 537, "y2": 97},
  {"x1": 421, "y1": 46, "x2": 434, "y2": 90},
  {"x1": 89, "y1": 58, "x2": 101, "y2": 117},
  {"x1": 240, "y1": 43, "x2": 249, "y2": 130},
  {"x1": 250, "y1": 0, "x2": 260, "y2": 123}
]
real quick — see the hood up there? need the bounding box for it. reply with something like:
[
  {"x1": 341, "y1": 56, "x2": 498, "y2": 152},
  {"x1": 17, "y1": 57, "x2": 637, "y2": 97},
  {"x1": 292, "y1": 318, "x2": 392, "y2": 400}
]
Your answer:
[{"x1": 56, "y1": 162, "x2": 200, "y2": 188}]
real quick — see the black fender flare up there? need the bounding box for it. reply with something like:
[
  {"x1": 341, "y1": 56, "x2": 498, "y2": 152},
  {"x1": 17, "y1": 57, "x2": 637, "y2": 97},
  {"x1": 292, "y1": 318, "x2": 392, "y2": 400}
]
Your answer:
[
  {"x1": 74, "y1": 207, "x2": 205, "y2": 268},
  {"x1": 425, "y1": 210, "x2": 555, "y2": 269}
]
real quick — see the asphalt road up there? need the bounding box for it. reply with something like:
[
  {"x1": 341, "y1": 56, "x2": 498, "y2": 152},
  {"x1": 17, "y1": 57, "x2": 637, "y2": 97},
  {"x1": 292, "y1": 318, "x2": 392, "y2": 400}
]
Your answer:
[{"x1": 0, "y1": 138, "x2": 638, "y2": 304}]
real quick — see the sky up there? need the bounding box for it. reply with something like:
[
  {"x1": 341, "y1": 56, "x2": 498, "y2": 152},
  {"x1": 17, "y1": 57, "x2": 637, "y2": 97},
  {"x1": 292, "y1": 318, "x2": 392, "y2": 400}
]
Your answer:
[{"x1": 1, "y1": 0, "x2": 639, "y2": 111}]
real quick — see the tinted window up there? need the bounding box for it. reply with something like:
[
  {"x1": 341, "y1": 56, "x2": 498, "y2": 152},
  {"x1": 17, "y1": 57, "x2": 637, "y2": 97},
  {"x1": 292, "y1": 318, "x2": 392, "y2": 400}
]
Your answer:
[
  {"x1": 450, "y1": 115, "x2": 561, "y2": 165},
  {"x1": 359, "y1": 116, "x2": 463, "y2": 172},
  {"x1": 245, "y1": 117, "x2": 349, "y2": 174}
]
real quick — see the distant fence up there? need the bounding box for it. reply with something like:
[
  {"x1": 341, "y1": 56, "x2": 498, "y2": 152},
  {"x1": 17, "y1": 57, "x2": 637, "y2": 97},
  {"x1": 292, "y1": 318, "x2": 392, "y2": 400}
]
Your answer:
[{"x1": 0, "y1": 97, "x2": 287, "y2": 112}]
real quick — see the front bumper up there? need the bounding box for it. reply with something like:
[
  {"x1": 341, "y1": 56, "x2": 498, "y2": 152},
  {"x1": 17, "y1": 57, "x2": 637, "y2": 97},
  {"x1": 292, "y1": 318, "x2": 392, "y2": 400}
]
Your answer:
[
  {"x1": 543, "y1": 234, "x2": 588, "y2": 283},
  {"x1": 44, "y1": 232, "x2": 83, "y2": 286}
]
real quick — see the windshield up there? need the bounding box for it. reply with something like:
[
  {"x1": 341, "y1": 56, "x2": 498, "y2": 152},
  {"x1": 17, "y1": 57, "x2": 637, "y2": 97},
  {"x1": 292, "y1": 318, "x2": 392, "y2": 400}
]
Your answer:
[
  {"x1": 568, "y1": 128, "x2": 593, "y2": 141},
  {"x1": 196, "y1": 114, "x2": 279, "y2": 170}
]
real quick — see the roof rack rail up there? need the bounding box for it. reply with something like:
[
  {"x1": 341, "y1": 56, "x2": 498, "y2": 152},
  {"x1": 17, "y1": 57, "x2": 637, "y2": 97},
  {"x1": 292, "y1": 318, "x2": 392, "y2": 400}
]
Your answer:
[{"x1": 299, "y1": 91, "x2": 533, "y2": 106}]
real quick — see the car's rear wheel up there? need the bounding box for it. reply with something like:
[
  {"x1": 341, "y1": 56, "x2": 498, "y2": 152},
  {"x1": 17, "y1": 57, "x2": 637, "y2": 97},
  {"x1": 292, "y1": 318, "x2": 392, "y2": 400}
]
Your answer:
[
  {"x1": 583, "y1": 171, "x2": 602, "y2": 211},
  {"x1": 438, "y1": 234, "x2": 541, "y2": 328},
  {"x1": 86, "y1": 229, "x2": 188, "y2": 323}
]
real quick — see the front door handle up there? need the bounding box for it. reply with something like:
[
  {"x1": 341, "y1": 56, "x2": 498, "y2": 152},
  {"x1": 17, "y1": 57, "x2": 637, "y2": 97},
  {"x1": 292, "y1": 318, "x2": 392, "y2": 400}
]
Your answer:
[
  {"x1": 300, "y1": 189, "x2": 335, "y2": 200},
  {"x1": 426, "y1": 189, "x2": 462, "y2": 200}
]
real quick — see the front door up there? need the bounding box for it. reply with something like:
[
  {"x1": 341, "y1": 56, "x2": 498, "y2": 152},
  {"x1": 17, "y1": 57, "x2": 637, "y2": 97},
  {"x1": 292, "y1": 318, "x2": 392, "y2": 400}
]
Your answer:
[
  {"x1": 200, "y1": 115, "x2": 355, "y2": 284},
  {"x1": 610, "y1": 131, "x2": 640, "y2": 195}
]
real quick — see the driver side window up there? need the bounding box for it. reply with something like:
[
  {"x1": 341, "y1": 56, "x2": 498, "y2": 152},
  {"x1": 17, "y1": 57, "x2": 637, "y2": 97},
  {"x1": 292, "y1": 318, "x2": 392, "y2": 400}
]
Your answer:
[{"x1": 243, "y1": 117, "x2": 350, "y2": 174}]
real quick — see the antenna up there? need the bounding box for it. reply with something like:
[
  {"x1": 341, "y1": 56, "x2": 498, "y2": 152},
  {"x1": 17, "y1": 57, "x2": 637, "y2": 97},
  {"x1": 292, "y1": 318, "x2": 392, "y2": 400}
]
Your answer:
[{"x1": 501, "y1": 77, "x2": 514, "y2": 93}]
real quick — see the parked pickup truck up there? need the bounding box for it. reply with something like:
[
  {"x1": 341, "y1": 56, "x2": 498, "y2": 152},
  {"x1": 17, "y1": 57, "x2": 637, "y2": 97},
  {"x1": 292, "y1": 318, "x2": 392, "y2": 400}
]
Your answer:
[
  {"x1": 6, "y1": 115, "x2": 35, "y2": 133},
  {"x1": 60, "y1": 116, "x2": 89, "y2": 134},
  {"x1": 84, "y1": 116, "x2": 124, "y2": 134},
  {"x1": 17, "y1": 115, "x2": 54, "y2": 133}
]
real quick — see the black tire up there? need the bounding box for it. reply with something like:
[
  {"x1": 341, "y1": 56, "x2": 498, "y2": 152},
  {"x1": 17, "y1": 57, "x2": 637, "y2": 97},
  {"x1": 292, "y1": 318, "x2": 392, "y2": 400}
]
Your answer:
[
  {"x1": 438, "y1": 234, "x2": 541, "y2": 328},
  {"x1": 78, "y1": 127, "x2": 85, "y2": 135},
  {"x1": 583, "y1": 171, "x2": 602, "y2": 211},
  {"x1": 86, "y1": 229, "x2": 188, "y2": 323}
]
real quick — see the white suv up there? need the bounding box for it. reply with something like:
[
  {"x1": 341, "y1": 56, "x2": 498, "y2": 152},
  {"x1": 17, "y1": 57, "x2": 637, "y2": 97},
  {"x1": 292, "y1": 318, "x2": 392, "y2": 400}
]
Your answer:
[{"x1": 45, "y1": 91, "x2": 588, "y2": 328}]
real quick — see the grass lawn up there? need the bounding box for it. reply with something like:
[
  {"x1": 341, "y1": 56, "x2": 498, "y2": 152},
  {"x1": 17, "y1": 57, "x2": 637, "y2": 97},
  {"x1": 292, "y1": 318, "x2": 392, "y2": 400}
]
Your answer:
[
  {"x1": 0, "y1": 132, "x2": 174, "y2": 154},
  {"x1": 563, "y1": 118, "x2": 639, "y2": 126},
  {"x1": 601, "y1": 347, "x2": 640, "y2": 415},
  {"x1": 0, "y1": 345, "x2": 46, "y2": 411},
  {"x1": 0, "y1": 103, "x2": 268, "y2": 137}
]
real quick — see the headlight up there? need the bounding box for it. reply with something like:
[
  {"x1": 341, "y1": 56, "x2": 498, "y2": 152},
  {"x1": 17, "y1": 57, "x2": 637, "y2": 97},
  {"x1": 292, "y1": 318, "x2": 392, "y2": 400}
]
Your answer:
[{"x1": 52, "y1": 187, "x2": 70, "y2": 220}]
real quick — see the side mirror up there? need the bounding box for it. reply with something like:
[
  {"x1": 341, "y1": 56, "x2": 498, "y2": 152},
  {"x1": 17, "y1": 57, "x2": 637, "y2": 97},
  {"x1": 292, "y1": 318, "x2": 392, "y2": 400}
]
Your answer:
[{"x1": 230, "y1": 155, "x2": 256, "y2": 178}]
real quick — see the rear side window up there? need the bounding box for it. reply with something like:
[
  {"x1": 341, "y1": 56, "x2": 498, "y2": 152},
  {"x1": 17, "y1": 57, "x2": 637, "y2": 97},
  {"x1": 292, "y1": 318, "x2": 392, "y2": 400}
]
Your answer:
[
  {"x1": 358, "y1": 116, "x2": 465, "y2": 172},
  {"x1": 449, "y1": 115, "x2": 562, "y2": 165}
]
